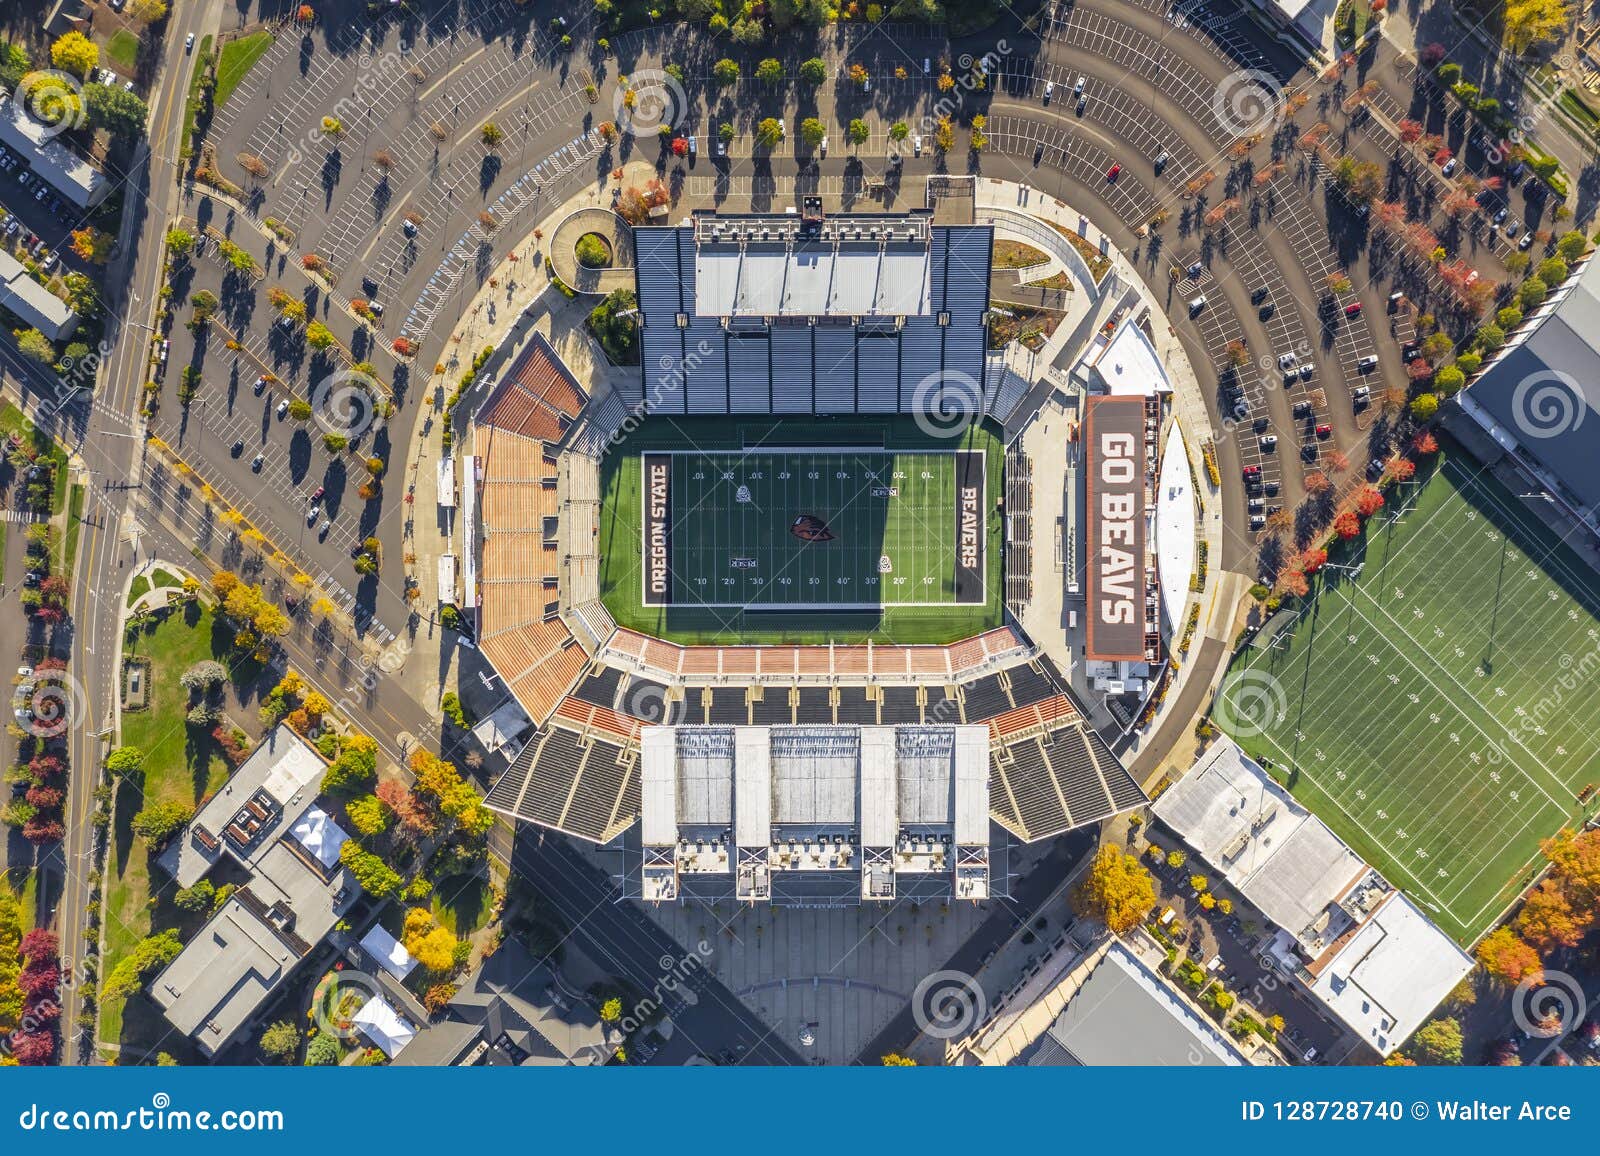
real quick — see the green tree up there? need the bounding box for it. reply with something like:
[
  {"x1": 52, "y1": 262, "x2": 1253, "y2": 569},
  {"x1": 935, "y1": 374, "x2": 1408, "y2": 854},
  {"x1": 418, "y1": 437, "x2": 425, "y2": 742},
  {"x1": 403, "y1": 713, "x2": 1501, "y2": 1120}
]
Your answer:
[
  {"x1": 600, "y1": 997, "x2": 623, "y2": 1022},
  {"x1": 289, "y1": 399, "x2": 313, "y2": 420},
  {"x1": 304, "y1": 321, "x2": 336, "y2": 350},
  {"x1": 13, "y1": 329, "x2": 54, "y2": 366},
  {"x1": 1409, "y1": 393, "x2": 1440, "y2": 421},
  {"x1": 165, "y1": 227, "x2": 195, "y2": 258},
  {"x1": 575, "y1": 234, "x2": 610, "y2": 268},
  {"x1": 717, "y1": 122, "x2": 735, "y2": 143},
  {"x1": 1410, "y1": 1016, "x2": 1464, "y2": 1065},
  {"x1": 800, "y1": 117, "x2": 825, "y2": 147},
  {"x1": 84, "y1": 83, "x2": 148, "y2": 137},
  {"x1": 339, "y1": 841, "x2": 401, "y2": 897},
  {"x1": 846, "y1": 118, "x2": 869, "y2": 147},
  {"x1": 345, "y1": 794, "x2": 389, "y2": 837},
  {"x1": 49, "y1": 30, "x2": 98, "y2": 79},
  {"x1": 174, "y1": 879, "x2": 215, "y2": 913},
  {"x1": 711, "y1": 59, "x2": 740, "y2": 87},
  {"x1": 259, "y1": 1020, "x2": 300, "y2": 1062},
  {"x1": 480, "y1": 122, "x2": 503, "y2": 148},
  {"x1": 305, "y1": 1034, "x2": 341, "y2": 1065},
  {"x1": 106, "y1": 746, "x2": 144, "y2": 780},
  {"x1": 101, "y1": 930, "x2": 183, "y2": 999},
  {"x1": 1475, "y1": 322, "x2": 1506, "y2": 352},
  {"x1": 1434, "y1": 365, "x2": 1465, "y2": 395},
  {"x1": 755, "y1": 117, "x2": 782, "y2": 147},
  {"x1": 1556, "y1": 230, "x2": 1588, "y2": 263},
  {"x1": 1519, "y1": 277, "x2": 1548, "y2": 310},
  {"x1": 755, "y1": 58, "x2": 784, "y2": 84},
  {"x1": 889, "y1": 121, "x2": 909, "y2": 142},
  {"x1": 1537, "y1": 256, "x2": 1569, "y2": 285},
  {"x1": 132, "y1": 800, "x2": 194, "y2": 848},
  {"x1": 1503, "y1": 0, "x2": 1572, "y2": 55},
  {"x1": 799, "y1": 57, "x2": 828, "y2": 85}
]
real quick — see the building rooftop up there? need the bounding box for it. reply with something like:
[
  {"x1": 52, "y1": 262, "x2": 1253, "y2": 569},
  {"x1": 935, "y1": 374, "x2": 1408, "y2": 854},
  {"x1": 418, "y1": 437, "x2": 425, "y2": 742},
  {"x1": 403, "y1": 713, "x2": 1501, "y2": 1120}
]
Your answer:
[
  {"x1": 0, "y1": 93, "x2": 112, "y2": 208},
  {"x1": 0, "y1": 248, "x2": 77, "y2": 341},
  {"x1": 1021, "y1": 940, "x2": 1248, "y2": 1066},
  {"x1": 1460, "y1": 256, "x2": 1600, "y2": 515},
  {"x1": 1153, "y1": 738, "x2": 1366, "y2": 950}
]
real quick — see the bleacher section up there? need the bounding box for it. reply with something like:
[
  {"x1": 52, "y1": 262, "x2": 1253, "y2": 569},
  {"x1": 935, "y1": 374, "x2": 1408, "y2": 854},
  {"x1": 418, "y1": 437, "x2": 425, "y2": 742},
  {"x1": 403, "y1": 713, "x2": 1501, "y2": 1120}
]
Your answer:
[
  {"x1": 598, "y1": 626, "x2": 1032, "y2": 683},
  {"x1": 1005, "y1": 448, "x2": 1034, "y2": 614},
  {"x1": 473, "y1": 339, "x2": 593, "y2": 725}
]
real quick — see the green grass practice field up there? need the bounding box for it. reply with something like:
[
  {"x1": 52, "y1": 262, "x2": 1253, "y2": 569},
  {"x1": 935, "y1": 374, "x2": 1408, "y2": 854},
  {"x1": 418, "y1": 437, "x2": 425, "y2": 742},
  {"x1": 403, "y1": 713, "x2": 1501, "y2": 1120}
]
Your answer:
[
  {"x1": 598, "y1": 417, "x2": 1005, "y2": 644},
  {"x1": 1216, "y1": 446, "x2": 1600, "y2": 944}
]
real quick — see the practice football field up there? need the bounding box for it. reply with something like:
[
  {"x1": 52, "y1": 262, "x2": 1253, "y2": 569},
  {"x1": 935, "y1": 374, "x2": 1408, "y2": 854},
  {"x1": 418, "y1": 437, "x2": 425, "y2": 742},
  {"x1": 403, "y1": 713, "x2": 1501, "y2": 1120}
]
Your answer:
[
  {"x1": 1216, "y1": 449, "x2": 1600, "y2": 944},
  {"x1": 647, "y1": 448, "x2": 980, "y2": 608}
]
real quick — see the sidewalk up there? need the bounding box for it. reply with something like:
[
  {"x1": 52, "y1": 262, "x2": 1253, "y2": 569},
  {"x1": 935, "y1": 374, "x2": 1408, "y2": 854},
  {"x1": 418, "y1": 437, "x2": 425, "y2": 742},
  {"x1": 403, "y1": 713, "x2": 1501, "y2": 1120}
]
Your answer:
[{"x1": 396, "y1": 162, "x2": 654, "y2": 721}]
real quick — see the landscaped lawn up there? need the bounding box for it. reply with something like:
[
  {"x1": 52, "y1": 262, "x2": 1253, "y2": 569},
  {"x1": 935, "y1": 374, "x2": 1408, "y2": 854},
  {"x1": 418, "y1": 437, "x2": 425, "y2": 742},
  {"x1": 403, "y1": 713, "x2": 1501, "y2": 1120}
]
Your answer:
[
  {"x1": 105, "y1": 28, "x2": 140, "y2": 72},
  {"x1": 57, "y1": 483, "x2": 85, "y2": 587},
  {"x1": 101, "y1": 603, "x2": 262, "y2": 1043},
  {"x1": 215, "y1": 30, "x2": 274, "y2": 110},
  {"x1": 431, "y1": 873, "x2": 493, "y2": 937},
  {"x1": 0, "y1": 401, "x2": 70, "y2": 515}
]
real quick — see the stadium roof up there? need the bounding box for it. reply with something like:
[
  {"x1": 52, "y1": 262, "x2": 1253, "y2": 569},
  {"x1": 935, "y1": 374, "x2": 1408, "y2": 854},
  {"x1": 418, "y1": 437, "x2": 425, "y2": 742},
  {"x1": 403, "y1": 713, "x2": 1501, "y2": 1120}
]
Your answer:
[
  {"x1": 1153, "y1": 738, "x2": 1365, "y2": 946},
  {"x1": 1085, "y1": 319, "x2": 1172, "y2": 397},
  {"x1": 0, "y1": 94, "x2": 112, "y2": 208},
  {"x1": 1459, "y1": 256, "x2": 1600, "y2": 515},
  {"x1": 632, "y1": 210, "x2": 990, "y2": 415},
  {"x1": 0, "y1": 248, "x2": 77, "y2": 341},
  {"x1": 1022, "y1": 941, "x2": 1247, "y2": 1066}
]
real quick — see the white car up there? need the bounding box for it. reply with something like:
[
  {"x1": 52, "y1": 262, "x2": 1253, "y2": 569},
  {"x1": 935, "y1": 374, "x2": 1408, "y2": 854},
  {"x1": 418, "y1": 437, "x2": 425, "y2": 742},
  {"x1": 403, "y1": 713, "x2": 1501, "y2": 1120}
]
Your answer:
[
  {"x1": 913, "y1": 135, "x2": 923, "y2": 156},
  {"x1": 185, "y1": 33, "x2": 195, "y2": 52}
]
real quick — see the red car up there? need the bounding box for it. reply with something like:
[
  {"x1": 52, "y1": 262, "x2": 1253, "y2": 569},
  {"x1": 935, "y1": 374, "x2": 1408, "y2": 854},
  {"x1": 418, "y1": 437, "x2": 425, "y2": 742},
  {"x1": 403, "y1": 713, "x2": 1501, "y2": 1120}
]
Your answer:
[
  {"x1": 1315, "y1": 423, "x2": 1332, "y2": 439},
  {"x1": 1343, "y1": 301, "x2": 1362, "y2": 316},
  {"x1": 1242, "y1": 465, "x2": 1261, "y2": 477},
  {"x1": 1106, "y1": 163, "x2": 1122, "y2": 181}
]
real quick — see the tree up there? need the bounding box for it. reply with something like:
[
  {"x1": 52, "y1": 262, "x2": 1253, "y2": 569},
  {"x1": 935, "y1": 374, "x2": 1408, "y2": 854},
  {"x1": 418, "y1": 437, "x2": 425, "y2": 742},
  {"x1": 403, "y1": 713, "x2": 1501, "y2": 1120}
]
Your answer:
[
  {"x1": 101, "y1": 930, "x2": 183, "y2": 999},
  {"x1": 799, "y1": 57, "x2": 828, "y2": 85},
  {"x1": 1556, "y1": 230, "x2": 1588, "y2": 263},
  {"x1": 305, "y1": 1034, "x2": 341, "y2": 1065},
  {"x1": 174, "y1": 879, "x2": 216, "y2": 913},
  {"x1": 1537, "y1": 255, "x2": 1569, "y2": 285},
  {"x1": 711, "y1": 59, "x2": 740, "y2": 87},
  {"x1": 1502, "y1": 0, "x2": 1572, "y2": 55},
  {"x1": 480, "y1": 122, "x2": 503, "y2": 148},
  {"x1": 165, "y1": 227, "x2": 195, "y2": 258},
  {"x1": 600, "y1": 997, "x2": 623, "y2": 1022},
  {"x1": 13, "y1": 329, "x2": 54, "y2": 367},
  {"x1": 305, "y1": 321, "x2": 336, "y2": 351},
  {"x1": 1409, "y1": 393, "x2": 1439, "y2": 421},
  {"x1": 106, "y1": 746, "x2": 144, "y2": 780},
  {"x1": 1476, "y1": 927, "x2": 1542, "y2": 984},
  {"x1": 1396, "y1": 117, "x2": 1423, "y2": 144},
  {"x1": 1333, "y1": 510, "x2": 1362, "y2": 539},
  {"x1": 1435, "y1": 365, "x2": 1465, "y2": 395},
  {"x1": 128, "y1": 0, "x2": 168, "y2": 22},
  {"x1": 847, "y1": 118, "x2": 869, "y2": 148},
  {"x1": 403, "y1": 908, "x2": 459, "y2": 973},
  {"x1": 1071, "y1": 845, "x2": 1156, "y2": 934},
  {"x1": 934, "y1": 115, "x2": 955, "y2": 153},
  {"x1": 756, "y1": 117, "x2": 782, "y2": 148},
  {"x1": 731, "y1": 16, "x2": 765, "y2": 44},
  {"x1": 339, "y1": 841, "x2": 401, "y2": 897},
  {"x1": 1519, "y1": 277, "x2": 1548, "y2": 310},
  {"x1": 376, "y1": 778, "x2": 434, "y2": 834},
  {"x1": 1409, "y1": 1016, "x2": 1463, "y2": 1065},
  {"x1": 132, "y1": 800, "x2": 194, "y2": 849},
  {"x1": 881, "y1": 1053, "x2": 917, "y2": 1066},
  {"x1": 1355, "y1": 486, "x2": 1385, "y2": 517},
  {"x1": 259, "y1": 1021, "x2": 300, "y2": 1062},
  {"x1": 889, "y1": 121, "x2": 909, "y2": 143},
  {"x1": 575, "y1": 234, "x2": 610, "y2": 268},
  {"x1": 345, "y1": 794, "x2": 389, "y2": 837},
  {"x1": 756, "y1": 58, "x2": 784, "y2": 84},
  {"x1": 1540, "y1": 827, "x2": 1600, "y2": 911},
  {"x1": 50, "y1": 31, "x2": 98, "y2": 79},
  {"x1": 1515, "y1": 879, "x2": 1584, "y2": 950}
]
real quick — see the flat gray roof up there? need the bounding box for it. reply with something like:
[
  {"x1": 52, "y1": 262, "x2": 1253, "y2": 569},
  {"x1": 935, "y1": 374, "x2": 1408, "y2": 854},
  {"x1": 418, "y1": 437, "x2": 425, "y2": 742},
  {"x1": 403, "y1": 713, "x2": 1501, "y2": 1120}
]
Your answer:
[
  {"x1": 0, "y1": 249, "x2": 76, "y2": 341},
  {"x1": 1463, "y1": 256, "x2": 1600, "y2": 510},
  {"x1": 0, "y1": 95, "x2": 112, "y2": 208}
]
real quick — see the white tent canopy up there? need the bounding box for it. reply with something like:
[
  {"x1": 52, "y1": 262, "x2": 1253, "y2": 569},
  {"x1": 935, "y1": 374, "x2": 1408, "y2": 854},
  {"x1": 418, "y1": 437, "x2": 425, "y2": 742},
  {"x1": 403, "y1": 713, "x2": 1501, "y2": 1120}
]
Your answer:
[
  {"x1": 289, "y1": 805, "x2": 349, "y2": 869},
  {"x1": 354, "y1": 995, "x2": 417, "y2": 1058},
  {"x1": 358, "y1": 924, "x2": 417, "y2": 979}
]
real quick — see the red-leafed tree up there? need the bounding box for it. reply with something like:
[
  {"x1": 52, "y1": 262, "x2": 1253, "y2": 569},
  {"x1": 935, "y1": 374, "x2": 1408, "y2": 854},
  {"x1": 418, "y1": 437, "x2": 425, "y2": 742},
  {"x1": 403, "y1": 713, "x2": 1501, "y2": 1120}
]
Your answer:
[
  {"x1": 1304, "y1": 470, "x2": 1331, "y2": 495},
  {"x1": 1476, "y1": 927, "x2": 1542, "y2": 985},
  {"x1": 1421, "y1": 42, "x2": 1447, "y2": 67},
  {"x1": 670, "y1": 137, "x2": 688, "y2": 157},
  {"x1": 18, "y1": 962, "x2": 61, "y2": 998},
  {"x1": 1333, "y1": 510, "x2": 1362, "y2": 539},
  {"x1": 1413, "y1": 431, "x2": 1439, "y2": 454},
  {"x1": 1397, "y1": 118, "x2": 1423, "y2": 144},
  {"x1": 1355, "y1": 486, "x2": 1385, "y2": 517},
  {"x1": 25, "y1": 785, "x2": 63, "y2": 810},
  {"x1": 1328, "y1": 450, "x2": 1351, "y2": 474},
  {"x1": 1300, "y1": 547, "x2": 1328, "y2": 574},
  {"x1": 12, "y1": 1033, "x2": 55, "y2": 1065},
  {"x1": 1406, "y1": 358, "x2": 1434, "y2": 381},
  {"x1": 1390, "y1": 458, "x2": 1417, "y2": 481},
  {"x1": 1277, "y1": 569, "x2": 1310, "y2": 598},
  {"x1": 22, "y1": 816, "x2": 65, "y2": 845},
  {"x1": 19, "y1": 929, "x2": 59, "y2": 962}
]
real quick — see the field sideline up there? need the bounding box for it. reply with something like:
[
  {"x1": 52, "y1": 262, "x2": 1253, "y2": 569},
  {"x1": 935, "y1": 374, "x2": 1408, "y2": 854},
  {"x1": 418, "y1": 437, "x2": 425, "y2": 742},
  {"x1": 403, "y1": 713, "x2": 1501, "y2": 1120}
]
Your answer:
[{"x1": 1216, "y1": 448, "x2": 1600, "y2": 944}]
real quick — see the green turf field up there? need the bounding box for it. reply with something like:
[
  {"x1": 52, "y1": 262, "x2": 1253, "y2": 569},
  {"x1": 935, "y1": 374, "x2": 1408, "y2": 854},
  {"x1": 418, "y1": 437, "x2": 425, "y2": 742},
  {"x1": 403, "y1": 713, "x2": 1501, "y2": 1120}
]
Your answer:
[
  {"x1": 1215, "y1": 446, "x2": 1600, "y2": 944},
  {"x1": 598, "y1": 417, "x2": 1006, "y2": 644},
  {"x1": 656, "y1": 447, "x2": 975, "y2": 607}
]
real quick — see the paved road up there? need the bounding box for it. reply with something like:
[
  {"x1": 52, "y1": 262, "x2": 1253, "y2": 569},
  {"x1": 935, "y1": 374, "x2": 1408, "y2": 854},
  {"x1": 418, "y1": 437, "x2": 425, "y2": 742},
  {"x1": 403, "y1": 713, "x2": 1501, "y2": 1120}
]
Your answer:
[{"x1": 509, "y1": 829, "x2": 806, "y2": 1065}]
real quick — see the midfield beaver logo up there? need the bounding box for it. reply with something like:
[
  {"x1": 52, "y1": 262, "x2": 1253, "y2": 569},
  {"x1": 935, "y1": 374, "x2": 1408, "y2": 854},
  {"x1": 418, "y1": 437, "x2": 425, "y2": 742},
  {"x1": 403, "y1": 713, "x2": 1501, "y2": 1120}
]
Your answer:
[{"x1": 789, "y1": 514, "x2": 835, "y2": 542}]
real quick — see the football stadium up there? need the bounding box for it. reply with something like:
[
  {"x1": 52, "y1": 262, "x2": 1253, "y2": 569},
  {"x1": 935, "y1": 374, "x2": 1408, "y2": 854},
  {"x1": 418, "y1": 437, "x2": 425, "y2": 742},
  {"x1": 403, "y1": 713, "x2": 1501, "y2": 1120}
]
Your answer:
[{"x1": 453, "y1": 195, "x2": 1206, "y2": 908}]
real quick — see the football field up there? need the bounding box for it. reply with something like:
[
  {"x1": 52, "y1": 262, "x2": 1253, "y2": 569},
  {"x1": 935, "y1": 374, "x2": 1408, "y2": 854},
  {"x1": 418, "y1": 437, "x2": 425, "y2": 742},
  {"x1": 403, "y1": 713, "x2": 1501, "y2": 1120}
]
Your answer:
[
  {"x1": 1216, "y1": 450, "x2": 1600, "y2": 944},
  {"x1": 641, "y1": 447, "x2": 985, "y2": 608}
]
